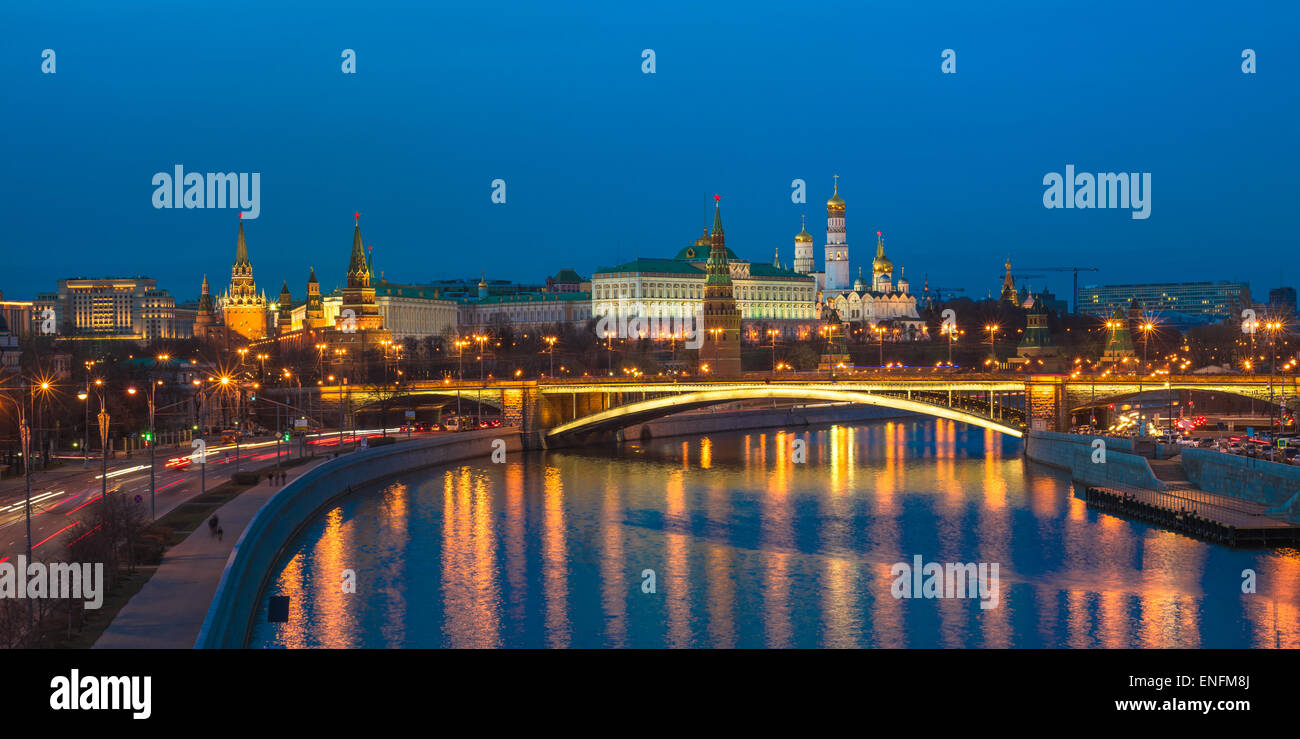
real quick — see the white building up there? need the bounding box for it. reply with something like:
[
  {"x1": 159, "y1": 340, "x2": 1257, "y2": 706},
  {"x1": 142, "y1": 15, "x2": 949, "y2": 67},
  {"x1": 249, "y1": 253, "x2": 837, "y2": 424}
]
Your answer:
[
  {"x1": 291, "y1": 282, "x2": 458, "y2": 341},
  {"x1": 591, "y1": 231, "x2": 818, "y2": 339},
  {"x1": 458, "y1": 280, "x2": 592, "y2": 331}
]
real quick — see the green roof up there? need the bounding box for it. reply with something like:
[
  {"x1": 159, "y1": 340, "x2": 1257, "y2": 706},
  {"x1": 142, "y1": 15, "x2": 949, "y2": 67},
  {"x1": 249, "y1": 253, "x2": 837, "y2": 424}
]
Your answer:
[
  {"x1": 374, "y1": 282, "x2": 448, "y2": 300},
  {"x1": 593, "y1": 259, "x2": 705, "y2": 276},
  {"x1": 459, "y1": 291, "x2": 591, "y2": 305},
  {"x1": 749, "y1": 263, "x2": 816, "y2": 281},
  {"x1": 552, "y1": 269, "x2": 584, "y2": 283}
]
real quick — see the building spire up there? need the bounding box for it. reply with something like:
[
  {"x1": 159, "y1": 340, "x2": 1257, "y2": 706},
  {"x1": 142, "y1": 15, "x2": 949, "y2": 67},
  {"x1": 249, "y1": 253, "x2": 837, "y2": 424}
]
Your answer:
[
  {"x1": 348, "y1": 215, "x2": 368, "y2": 283},
  {"x1": 711, "y1": 194, "x2": 723, "y2": 240},
  {"x1": 235, "y1": 221, "x2": 250, "y2": 266}
]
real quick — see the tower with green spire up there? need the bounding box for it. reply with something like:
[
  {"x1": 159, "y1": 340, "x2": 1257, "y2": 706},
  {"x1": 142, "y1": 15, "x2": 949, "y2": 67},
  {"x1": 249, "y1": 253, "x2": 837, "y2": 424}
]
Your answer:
[
  {"x1": 338, "y1": 213, "x2": 385, "y2": 334},
  {"x1": 1011, "y1": 293, "x2": 1064, "y2": 369},
  {"x1": 699, "y1": 195, "x2": 742, "y2": 376}
]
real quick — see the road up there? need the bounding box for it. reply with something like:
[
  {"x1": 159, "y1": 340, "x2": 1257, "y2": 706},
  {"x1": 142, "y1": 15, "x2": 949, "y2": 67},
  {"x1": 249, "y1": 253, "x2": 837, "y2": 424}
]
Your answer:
[{"x1": 0, "y1": 428, "x2": 413, "y2": 563}]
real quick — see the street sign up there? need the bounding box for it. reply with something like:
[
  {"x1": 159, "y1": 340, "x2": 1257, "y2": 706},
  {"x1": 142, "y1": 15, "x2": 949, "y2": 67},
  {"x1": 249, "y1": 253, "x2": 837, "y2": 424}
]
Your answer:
[
  {"x1": 133, "y1": 495, "x2": 143, "y2": 504},
  {"x1": 404, "y1": 410, "x2": 416, "y2": 419},
  {"x1": 1279, "y1": 438, "x2": 1288, "y2": 449}
]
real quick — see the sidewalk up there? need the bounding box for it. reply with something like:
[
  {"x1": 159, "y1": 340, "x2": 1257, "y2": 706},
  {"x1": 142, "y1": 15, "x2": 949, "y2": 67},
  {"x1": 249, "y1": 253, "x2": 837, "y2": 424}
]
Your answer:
[{"x1": 94, "y1": 460, "x2": 326, "y2": 649}]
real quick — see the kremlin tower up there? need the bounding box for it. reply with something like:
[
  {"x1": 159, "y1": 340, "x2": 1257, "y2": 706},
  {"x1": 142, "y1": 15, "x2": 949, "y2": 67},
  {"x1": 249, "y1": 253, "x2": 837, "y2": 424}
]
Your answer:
[
  {"x1": 699, "y1": 196, "x2": 742, "y2": 376},
  {"x1": 305, "y1": 267, "x2": 326, "y2": 329},
  {"x1": 218, "y1": 220, "x2": 269, "y2": 341},
  {"x1": 338, "y1": 214, "x2": 384, "y2": 334},
  {"x1": 277, "y1": 281, "x2": 293, "y2": 334}
]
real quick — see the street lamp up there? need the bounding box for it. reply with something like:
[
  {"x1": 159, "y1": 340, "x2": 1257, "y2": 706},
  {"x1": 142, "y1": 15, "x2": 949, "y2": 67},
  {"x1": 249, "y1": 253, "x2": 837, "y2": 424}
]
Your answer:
[
  {"x1": 985, "y1": 323, "x2": 1000, "y2": 367},
  {"x1": 940, "y1": 318, "x2": 956, "y2": 369},
  {"x1": 544, "y1": 336, "x2": 557, "y2": 377},
  {"x1": 1265, "y1": 320, "x2": 1283, "y2": 459},
  {"x1": 0, "y1": 385, "x2": 32, "y2": 570},
  {"x1": 1140, "y1": 321, "x2": 1154, "y2": 368},
  {"x1": 766, "y1": 328, "x2": 779, "y2": 373},
  {"x1": 474, "y1": 334, "x2": 488, "y2": 381}
]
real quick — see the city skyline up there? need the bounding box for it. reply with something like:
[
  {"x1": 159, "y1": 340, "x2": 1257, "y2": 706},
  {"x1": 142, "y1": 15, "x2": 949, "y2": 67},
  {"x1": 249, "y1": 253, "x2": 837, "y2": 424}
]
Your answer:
[{"x1": 4, "y1": 1, "x2": 1296, "y2": 303}]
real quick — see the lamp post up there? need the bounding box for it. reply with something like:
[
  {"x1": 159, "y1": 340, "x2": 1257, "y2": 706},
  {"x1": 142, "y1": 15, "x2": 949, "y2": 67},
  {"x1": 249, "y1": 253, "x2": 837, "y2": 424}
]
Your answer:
[
  {"x1": 96, "y1": 386, "x2": 109, "y2": 502},
  {"x1": 767, "y1": 328, "x2": 779, "y2": 373},
  {"x1": 985, "y1": 323, "x2": 1000, "y2": 367},
  {"x1": 1165, "y1": 380, "x2": 1173, "y2": 438},
  {"x1": 941, "y1": 319, "x2": 955, "y2": 369},
  {"x1": 0, "y1": 386, "x2": 31, "y2": 567},
  {"x1": 874, "y1": 325, "x2": 885, "y2": 367},
  {"x1": 474, "y1": 334, "x2": 488, "y2": 381},
  {"x1": 1139, "y1": 321, "x2": 1154, "y2": 368},
  {"x1": 544, "y1": 336, "x2": 557, "y2": 377},
  {"x1": 1266, "y1": 320, "x2": 1281, "y2": 460}
]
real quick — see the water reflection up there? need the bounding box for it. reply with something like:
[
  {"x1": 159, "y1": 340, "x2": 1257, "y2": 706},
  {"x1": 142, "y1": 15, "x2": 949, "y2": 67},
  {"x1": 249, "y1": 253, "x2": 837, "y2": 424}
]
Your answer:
[{"x1": 250, "y1": 418, "x2": 1300, "y2": 648}]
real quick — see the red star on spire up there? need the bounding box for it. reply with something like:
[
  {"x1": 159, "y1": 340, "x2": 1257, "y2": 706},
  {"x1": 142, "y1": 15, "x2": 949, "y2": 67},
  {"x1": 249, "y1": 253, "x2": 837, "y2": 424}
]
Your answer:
[
  {"x1": 238, "y1": 212, "x2": 242, "y2": 219},
  {"x1": 714, "y1": 194, "x2": 721, "y2": 202},
  {"x1": 877, "y1": 230, "x2": 881, "y2": 236},
  {"x1": 354, "y1": 211, "x2": 360, "y2": 222}
]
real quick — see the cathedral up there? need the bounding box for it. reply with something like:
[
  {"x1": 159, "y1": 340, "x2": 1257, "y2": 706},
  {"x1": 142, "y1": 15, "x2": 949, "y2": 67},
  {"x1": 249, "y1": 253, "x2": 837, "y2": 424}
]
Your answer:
[{"x1": 789, "y1": 177, "x2": 927, "y2": 340}]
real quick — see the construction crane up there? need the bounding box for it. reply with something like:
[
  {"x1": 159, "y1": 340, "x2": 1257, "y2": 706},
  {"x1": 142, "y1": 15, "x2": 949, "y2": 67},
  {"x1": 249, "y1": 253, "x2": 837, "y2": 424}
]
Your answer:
[
  {"x1": 1018, "y1": 266, "x2": 1099, "y2": 313},
  {"x1": 919, "y1": 277, "x2": 965, "y2": 306}
]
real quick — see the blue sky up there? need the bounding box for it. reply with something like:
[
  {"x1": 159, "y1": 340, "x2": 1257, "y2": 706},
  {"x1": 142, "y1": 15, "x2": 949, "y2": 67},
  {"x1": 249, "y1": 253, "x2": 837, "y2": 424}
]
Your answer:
[{"x1": 2, "y1": 0, "x2": 1296, "y2": 305}]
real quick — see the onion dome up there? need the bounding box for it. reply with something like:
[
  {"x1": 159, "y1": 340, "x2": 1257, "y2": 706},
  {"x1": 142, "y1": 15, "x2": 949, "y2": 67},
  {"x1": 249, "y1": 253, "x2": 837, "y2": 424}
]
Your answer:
[{"x1": 795, "y1": 214, "x2": 812, "y2": 243}]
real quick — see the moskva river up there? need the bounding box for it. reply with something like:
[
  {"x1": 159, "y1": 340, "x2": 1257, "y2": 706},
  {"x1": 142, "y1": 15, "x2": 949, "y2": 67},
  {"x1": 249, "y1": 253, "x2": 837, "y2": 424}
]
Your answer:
[{"x1": 249, "y1": 419, "x2": 1299, "y2": 648}]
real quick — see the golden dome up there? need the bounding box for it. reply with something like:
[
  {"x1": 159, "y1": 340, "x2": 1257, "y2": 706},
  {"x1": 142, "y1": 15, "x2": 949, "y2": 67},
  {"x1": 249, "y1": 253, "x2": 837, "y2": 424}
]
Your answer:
[
  {"x1": 795, "y1": 215, "x2": 812, "y2": 243},
  {"x1": 827, "y1": 175, "x2": 845, "y2": 210},
  {"x1": 872, "y1": 231, "x2": 893, "y2": 275},
  {"x1": 694, "y1": 228, "x2": 710, "y2": 247}
]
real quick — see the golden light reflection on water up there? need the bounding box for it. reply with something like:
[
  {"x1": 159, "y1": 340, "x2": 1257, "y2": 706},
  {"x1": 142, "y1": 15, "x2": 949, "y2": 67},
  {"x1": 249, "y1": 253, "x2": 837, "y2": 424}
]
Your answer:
[
  {"x1": 441, "y1": 467, "x2": 501, "y2": 647},
  {"x1": 542, "y1": 465, "x2": 569, "y2": 647},
  {"x1": 704, "y1": 471, "x2": 736, "y2": 648},
  {"x1": 761, "y1": 437, "x2": 793, "y2": 648},
  {"x1": 599, "y1": 468, "x2": 627, "y2": 647},
  {"x1": 504, "y1": 462, "x2": 527, "y2": 625},
  {"x1": 259, "y1": 419, "x2": 1300, "y2": 649},
  {"x1": 665, "y1": 469, "x2": 691, "y2": 647}
]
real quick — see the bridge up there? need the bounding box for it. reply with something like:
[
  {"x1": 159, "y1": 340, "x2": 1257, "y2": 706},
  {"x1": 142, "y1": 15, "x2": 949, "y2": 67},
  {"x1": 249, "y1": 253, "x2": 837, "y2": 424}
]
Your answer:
[{"x1": 317, "y1": 372, "x2": 1296, "y2": 446}]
